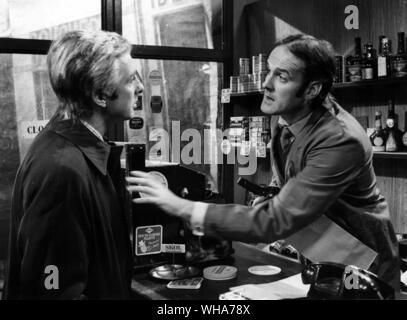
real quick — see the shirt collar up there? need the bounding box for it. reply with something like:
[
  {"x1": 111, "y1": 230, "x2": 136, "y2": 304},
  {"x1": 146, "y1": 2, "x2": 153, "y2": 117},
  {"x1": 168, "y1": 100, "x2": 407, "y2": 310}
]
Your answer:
[
  {"x1": 278, "y1": 111, "x2": 313, "y2": 138},
  {"x1": 48, "y1": 119, "x2": 117, "y2": 176},
  {"x1": 80, "y1": 119, "x2": 104, "y2": 142}
]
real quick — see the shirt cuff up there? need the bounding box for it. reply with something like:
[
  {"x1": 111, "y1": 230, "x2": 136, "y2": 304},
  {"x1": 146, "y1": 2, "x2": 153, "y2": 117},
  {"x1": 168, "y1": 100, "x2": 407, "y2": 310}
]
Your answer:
[{"x1": 190, "y1": 202, "x2": 209, "y2": 236}]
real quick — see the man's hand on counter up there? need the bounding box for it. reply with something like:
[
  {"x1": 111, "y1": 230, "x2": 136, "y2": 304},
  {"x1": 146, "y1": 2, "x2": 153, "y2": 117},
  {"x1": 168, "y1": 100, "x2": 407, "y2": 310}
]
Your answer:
[
  {"x1": 126, "y1": 171, "x2": 194, "y2": 221},
  {"x1": 252, "y1": 196, "x2": 266, "y2": 206}
]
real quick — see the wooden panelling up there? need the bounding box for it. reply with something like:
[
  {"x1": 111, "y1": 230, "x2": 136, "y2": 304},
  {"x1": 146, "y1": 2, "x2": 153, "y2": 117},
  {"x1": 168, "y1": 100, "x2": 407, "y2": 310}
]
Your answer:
[
  {"x1": 245, "y1": 0, "x2": 407, "y2": 59},
  {"x1": 233, "y1": 0, "x2": 407, "y2": 233},
  {"x1": 374, "y1": 159, "x2": 407, "y2": 233}
]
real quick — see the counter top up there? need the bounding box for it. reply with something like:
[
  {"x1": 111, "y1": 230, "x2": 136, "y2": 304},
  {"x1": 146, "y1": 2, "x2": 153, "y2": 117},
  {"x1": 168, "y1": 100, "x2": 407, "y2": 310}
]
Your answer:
[{"x1": 131, "y1": 242, "x2": 303, "y2": 300}]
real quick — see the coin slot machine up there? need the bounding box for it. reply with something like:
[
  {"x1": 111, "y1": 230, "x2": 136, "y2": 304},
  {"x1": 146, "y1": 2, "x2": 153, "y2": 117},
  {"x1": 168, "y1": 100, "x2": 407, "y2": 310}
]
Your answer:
[{"x1": 124, "y1": 144, "x2": 233, "y2": 274}]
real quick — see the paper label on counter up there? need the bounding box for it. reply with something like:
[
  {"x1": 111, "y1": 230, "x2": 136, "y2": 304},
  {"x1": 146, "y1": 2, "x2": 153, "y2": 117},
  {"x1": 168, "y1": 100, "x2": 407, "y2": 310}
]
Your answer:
[
  {"x1": 161, "y1": 243, "x2": 186, "y2": 253},
  {"x1": 135, "y1": 225, "x2": 162, "y2": 256},
  {"x1": 285, "y1": 215, "x2": 377, "y2": 270}
]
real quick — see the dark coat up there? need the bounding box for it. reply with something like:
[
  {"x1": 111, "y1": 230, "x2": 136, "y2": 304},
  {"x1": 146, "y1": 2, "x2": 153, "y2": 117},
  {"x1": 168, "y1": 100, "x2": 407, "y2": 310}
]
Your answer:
[
  {"x1": 5, "y1": 119, "x2": 133, "y2": 299},
  {"x1": 204, "y1": 102, "x2": 400, "y2": 290}
]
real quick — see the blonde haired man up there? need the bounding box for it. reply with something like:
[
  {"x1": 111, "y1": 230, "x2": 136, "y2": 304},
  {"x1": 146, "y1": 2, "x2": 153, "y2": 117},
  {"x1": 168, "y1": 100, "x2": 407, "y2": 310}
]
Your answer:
[{"x1": 5, "y1": 30, "x2": 143, "y2": 299}]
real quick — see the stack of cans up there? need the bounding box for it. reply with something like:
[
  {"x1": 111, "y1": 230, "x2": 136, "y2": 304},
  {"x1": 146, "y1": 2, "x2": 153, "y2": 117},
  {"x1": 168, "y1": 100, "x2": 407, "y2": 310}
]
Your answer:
[
  {"x1": 230, "y1": 76, "x2": 239, "y2": 93},
  {"x1": 253, "y1": 53, "x2": 269, "y2": 90},
  {"x1": 230, "y1": 55, "x2": 269, "y2": 93},
  {"x1": 252, "y1": 55, "x2": 260, "y2": 73},
  {"x1": 239, "y1": 58, "x2": 251, "y2": 75},
  {"x1": 238, "y1": 58, "x2": 251, "y2": 93}
]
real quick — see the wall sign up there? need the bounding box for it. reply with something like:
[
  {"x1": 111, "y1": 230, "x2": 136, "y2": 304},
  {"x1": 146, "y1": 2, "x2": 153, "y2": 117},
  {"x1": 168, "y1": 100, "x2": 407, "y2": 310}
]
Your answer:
[{"x1": 21, "y1": 120, "x2": 49, "y2": 139}]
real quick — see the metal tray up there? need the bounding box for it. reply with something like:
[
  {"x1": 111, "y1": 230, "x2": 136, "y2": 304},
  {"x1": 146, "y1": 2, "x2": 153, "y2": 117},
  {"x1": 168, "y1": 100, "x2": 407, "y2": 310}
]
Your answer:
[{"x1": 149, "y1": 264, "x2": 200, "y2": 280}]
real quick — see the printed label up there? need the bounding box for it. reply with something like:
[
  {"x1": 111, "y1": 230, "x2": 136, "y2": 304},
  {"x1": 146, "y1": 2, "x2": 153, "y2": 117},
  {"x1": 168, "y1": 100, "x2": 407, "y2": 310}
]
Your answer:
[
  {"x1": 161, "y1": 243, "x2": 186, "y2": 253},
  {"x1": 135, "y1": 225, "x2": 163, "y2": 256}
]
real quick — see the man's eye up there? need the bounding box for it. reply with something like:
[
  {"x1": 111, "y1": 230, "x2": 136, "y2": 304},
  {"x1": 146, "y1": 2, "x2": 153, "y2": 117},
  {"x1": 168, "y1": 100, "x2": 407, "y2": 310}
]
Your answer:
[{"x1": 278, "y1": 74, "x2": 288, "y2": 82}]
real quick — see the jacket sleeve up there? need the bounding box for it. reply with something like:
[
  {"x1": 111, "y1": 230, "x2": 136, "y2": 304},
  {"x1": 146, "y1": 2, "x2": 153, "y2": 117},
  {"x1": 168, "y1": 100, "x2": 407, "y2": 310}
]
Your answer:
[
  {"x1": 18, "y1": 163, "x2": 90, "y2": 299},
  {"x1": 203, "y1": 135, "x2": 366, "y2": 243}
]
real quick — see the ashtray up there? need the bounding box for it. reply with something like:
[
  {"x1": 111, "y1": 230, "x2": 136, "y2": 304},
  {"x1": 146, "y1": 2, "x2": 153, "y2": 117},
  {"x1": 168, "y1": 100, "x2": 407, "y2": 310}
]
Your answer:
[{"x1": 149, "y1": 264, "x2": 200, "y2": 280}]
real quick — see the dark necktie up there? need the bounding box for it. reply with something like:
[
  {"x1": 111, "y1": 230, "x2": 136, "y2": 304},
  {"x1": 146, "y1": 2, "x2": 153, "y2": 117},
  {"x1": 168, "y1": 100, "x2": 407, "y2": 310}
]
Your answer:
[
  {"x1": 277, "y1": 125, "x2": 294, "y2": 175},
  {"x1": 280, "y1": 125, "x2": 293, "y2": 155}
]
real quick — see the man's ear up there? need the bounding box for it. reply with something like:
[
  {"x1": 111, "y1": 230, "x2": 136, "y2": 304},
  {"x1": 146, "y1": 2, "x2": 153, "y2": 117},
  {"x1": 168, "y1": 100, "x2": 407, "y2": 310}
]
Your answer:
[
  {"x1": 92, "y1": 92, "x2": 107, "y2": 108},
  {"x1": 305, "y1": 81, "x2": 323, "y2": 101}
]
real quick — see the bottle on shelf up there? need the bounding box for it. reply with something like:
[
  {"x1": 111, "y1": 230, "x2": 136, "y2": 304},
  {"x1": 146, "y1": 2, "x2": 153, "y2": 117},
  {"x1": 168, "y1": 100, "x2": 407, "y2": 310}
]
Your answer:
[
  {"x1": 402, "y1": 111, "x2": 407, "y2": 151},
  {"x1": 392, "y1": 32, "x2": 407, "y2": 78},
  {"x1": 346, "y1": 37, "x2": 363, "y2": 82},
  {"x1": 370, "y1": 111, "x2": 386, "y2": 152},
  {"x1": 362, "y1": 43, "x2": 376, "y2": 80},
  {"x1": 384, "y1": 100, "x2": 402, "y2": 152},
  {"x1": 377, "y1": 36, "x2": 393, "y2": 78},
  {"x1": 334, "y1": 55, "x2": 344, "y2": 83}
]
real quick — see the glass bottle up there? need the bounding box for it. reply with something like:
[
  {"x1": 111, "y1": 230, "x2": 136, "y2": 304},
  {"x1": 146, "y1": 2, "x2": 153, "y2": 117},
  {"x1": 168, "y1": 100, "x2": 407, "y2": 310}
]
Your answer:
[
  {"x1": 370, "y1": 111, "x2": 386, "y2": 152},
  {"x1": 384, "y1": 100, "x2": 400, "y2": 152},
  {"x1": 402, "y1": 111, "x2": 407, "y2": 151},
  {"x1": 392, "y1": 32, "x2": 407, "y2": 77},
  {"x1": 362, "y1": 43, "x2": 375, "y2": 80},
  {"x1": 346, "y1": 37, "x2": 363, "y2": 82},
  {"x1": 378, "y1": 36, "x2": 392, "y2": 78}
]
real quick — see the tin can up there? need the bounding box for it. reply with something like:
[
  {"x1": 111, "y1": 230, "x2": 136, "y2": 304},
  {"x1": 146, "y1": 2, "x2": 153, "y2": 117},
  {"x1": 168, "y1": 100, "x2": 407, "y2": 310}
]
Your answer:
[
  {"x1": 247, "y1": 74, "x2": 254, "y2": 91},
  {"x1": 252, "y1": 55, "x2": 259, "y2": 74},
  {"x1": 259, "y1": 53, "x2": 268, "y2": 72},
  {"x1": 230, "y1": 76, "x2": 239, "y2": 93},
  {"x1": 239, "y1": 58, "x2": 251, "y2": 75},
  {"x1": 238, "y1": 74, "x2": 249, "y2": 92}
]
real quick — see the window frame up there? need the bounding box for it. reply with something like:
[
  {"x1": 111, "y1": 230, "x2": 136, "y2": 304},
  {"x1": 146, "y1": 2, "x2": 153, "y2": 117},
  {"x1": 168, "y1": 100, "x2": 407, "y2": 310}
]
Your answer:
[{"x1": 0, "y1": 0, "x2": 234, "y2": 202}]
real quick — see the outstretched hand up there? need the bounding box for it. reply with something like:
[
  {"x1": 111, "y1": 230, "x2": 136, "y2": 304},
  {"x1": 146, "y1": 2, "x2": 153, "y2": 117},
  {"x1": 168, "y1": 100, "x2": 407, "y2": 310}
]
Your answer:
[{"x1": 126, "y1": 171, "x2": 194, "y2": 220}]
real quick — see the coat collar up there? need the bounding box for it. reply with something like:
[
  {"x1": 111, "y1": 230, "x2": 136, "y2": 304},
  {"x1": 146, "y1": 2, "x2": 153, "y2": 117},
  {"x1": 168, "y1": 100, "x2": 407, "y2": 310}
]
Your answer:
[{"x1": 48, "y1": 119, "x2": 117, "y2": 176}]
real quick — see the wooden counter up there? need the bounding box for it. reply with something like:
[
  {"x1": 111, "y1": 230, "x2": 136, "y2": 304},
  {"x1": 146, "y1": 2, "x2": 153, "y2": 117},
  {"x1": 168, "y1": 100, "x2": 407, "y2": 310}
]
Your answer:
[{"x1": 131, "y1": 241, "x2": 303, "y2": 300}]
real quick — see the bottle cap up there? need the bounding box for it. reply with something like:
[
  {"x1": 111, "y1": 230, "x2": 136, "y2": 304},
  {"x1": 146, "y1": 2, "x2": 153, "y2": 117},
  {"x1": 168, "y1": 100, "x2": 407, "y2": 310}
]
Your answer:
[{"x1": 203, "y1": 265, "x2": 237, "y2": 281}]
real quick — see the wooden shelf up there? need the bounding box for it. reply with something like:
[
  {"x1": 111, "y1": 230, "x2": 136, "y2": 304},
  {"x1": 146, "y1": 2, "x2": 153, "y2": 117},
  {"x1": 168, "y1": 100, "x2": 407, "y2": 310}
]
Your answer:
[
  {"x1": 332, "y1": 76, "x2": 407, "y2": 90},
  {"x1": 225, "y1": 77, "x2": 407, "y2": 100},
  {"x1": 373, "y1": 152, "x2": 407, "y2": 159},
  {"x1": 229, "y1": 90, "x2": 264, "y2": 98}
]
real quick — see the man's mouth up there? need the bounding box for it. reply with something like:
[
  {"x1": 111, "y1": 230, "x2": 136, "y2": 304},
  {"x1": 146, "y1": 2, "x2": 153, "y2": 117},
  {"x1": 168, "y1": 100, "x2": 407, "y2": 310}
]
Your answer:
[{"x1": 264, "y1": 94, "x2": 275, "y2": 102}]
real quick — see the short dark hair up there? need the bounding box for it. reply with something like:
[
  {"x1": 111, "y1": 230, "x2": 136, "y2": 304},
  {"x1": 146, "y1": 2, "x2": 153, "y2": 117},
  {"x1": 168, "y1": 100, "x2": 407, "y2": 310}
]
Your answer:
[{"x1": 274, "y1": 34, "x2": 336, "y2": 105}]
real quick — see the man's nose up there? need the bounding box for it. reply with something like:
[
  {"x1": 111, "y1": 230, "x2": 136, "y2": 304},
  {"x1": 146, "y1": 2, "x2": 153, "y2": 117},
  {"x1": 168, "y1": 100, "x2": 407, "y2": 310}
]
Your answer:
[
  {"x1": 263, "y1": 73, "x2": 273, "y2": 91},
  {"x1": 135, "y1": 83, "x2": 144, "y2": 96}
]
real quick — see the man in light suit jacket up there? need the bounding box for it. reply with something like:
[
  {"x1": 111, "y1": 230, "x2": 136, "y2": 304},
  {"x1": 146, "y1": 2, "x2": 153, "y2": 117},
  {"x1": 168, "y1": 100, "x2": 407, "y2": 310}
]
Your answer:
[{"x1": 128, "y1": 34, "x2": 399, "y2": 290}]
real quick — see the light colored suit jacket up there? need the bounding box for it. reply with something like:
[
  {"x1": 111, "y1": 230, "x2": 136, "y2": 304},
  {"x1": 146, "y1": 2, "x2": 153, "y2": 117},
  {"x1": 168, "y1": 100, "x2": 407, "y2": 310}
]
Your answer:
[{"x1": 204, "y1": 100, "x2": 399, "y2": 289}]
